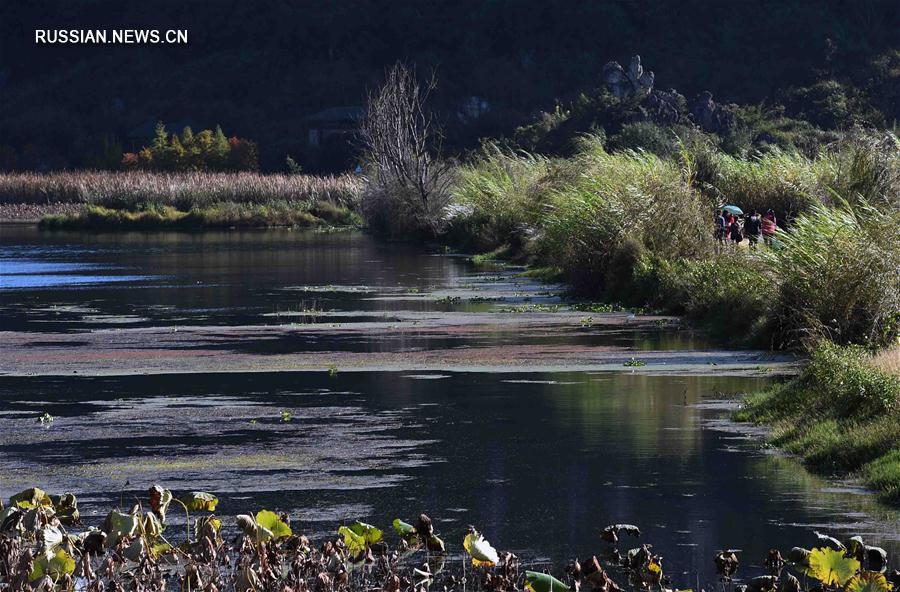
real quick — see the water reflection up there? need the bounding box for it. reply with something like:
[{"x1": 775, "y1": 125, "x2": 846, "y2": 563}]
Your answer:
[
  {"x1": 0, "y1": 371, "x2": 896, "y2": 584},
  {"x1": 0, "y1": 226, "x2": 896, "y2": 585},
  {"x1": 0, "y1": 227, "x2": 548, "y2": 331}
]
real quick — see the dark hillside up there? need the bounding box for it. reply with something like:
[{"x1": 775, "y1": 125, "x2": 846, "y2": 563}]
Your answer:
[{"x1": 1, "y1": 0, "x2": 898, "y2": 170}]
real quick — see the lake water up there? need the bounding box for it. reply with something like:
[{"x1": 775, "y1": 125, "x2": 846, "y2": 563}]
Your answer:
[{"x1": 0, "y1": 226, "x2": 897, "y2": 585}]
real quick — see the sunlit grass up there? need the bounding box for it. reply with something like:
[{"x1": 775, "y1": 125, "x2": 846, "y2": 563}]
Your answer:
[
  {"x1": 0, "y1": 170, "x2": 363, "y2": 209},
  {"x1": 734, "y1": 343, "x2": 900, "y2": 502},
  {"x1": 40, "y1": 201, "x2": 361, "y2": 229}
]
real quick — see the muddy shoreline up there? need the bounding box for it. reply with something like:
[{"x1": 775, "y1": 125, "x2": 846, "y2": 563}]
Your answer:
[
  {"x1": 0, "y1": 202, "x2": 80, "y2": 223},
  {"x1": 1, "y1": 312, "x2": 797, "y2": 377}
]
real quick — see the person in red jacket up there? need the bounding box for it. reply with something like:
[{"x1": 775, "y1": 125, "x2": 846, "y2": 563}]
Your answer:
[
  {"x1": 761, "y1": 209, "x2": 777, "y2": 245},
  {"x1": 724, "y1": 212, "x2": 734, "y2": 241}
]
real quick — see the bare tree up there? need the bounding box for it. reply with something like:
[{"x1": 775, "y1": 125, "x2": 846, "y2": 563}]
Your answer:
[{"x1": 359, "y1": 62, "x2": 453, "y2": 235}]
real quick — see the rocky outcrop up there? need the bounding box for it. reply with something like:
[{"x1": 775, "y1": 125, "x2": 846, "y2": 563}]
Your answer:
[
  {"x1": 643, "y1": 89, "x2": 686, "y2": 125},
  {"x1": 689, "y1": 91, "x2": 734, "y2": 133},
  {"x1": 603, "y1": 55, "x2": 654, "y2": 101}
]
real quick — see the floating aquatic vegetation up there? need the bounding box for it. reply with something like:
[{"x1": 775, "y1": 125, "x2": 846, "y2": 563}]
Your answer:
[
  {"x1": 464, "y1": 526, "x2": 500, "y2": 567},
  {"x1": 526, "y1": 570, "x2": 571, "y2": 592},
  {"x1": 807, "y1": 547, "x2": 860, "y2": 587},
  {"x1": 0, "y1": 484, "x2": 897, "y2": 591},
  {"x1": 600, "y1": 524, "x2": 641, "y2": 545}
]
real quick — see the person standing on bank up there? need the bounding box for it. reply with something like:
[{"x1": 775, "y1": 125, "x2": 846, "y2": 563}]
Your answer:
[
  {"x1": 715, "y1": 210, "x2": 727, "y2": 242},
  {"x1": 762, "y1": 209, "x2": 777, "y2": 245},
  {"x1": 745, "y1": 210, "x2": 762, "y2": 247},
  {"x1": 729, "y1": 215, "x2": 743, "y2": 246}
]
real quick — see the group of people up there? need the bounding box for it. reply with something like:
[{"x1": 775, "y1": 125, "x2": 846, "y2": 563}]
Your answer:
[{"x1": 715, "y1": 208, "x2": 778, "y2": 246}]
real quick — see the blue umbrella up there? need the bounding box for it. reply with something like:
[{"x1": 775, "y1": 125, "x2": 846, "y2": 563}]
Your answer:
[{"x1": 721, "y1": 204, "x2": 743, "y2": 215}]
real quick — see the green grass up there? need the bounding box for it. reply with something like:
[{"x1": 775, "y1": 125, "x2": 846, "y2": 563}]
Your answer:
[
  {"x1": 641, "y1": 253, "x2": 776, "y2": 345},
  {"x1": 446, "y1": 129, "x2": 899, "y2": 349},
  {"x1": 733, "y1": 343, "x2": 900, "y2": 503},
  {"x1": 517, "y1": 266, "x2": 565, "y2": 283},
  {"x1": 39, "y1": 201, "x2": 361, "y2": 230},
  {"x1": 761, "y1": 202, "x2": 900, "y2": 348},
  {"x1": 450, "y1": 143, "x2": 554, "y2": 253},
  {"x1": 470, "y1": 245, "x2": 515, "y2": 266}
]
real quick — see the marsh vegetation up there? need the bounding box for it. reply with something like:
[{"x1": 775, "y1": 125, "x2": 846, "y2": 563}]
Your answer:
[
  {"x1": 0, "y1": 484, "x2": 896, "y2": 591},
  {"x1": 0, "y1": 171, "x2": 362, "y2": 228}
]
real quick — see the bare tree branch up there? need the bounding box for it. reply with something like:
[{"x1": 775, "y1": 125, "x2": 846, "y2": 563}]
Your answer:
[{"x1": 359, "y1": 62, "x2": 453, "y2": 235}]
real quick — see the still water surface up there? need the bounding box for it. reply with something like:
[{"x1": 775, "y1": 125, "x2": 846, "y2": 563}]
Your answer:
[{"x1": 0, "y1": 226, "x2": 897, "y2": 583}]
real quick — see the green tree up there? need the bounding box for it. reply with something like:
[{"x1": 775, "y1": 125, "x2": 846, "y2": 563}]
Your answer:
[
  {"x1": 169, "y1": 134, "x2": 187, "y2": 170},
  {"x1": 212, "y1": 125, "x2": 230, "y2": 170},
  {"x1": 181, "y1": 126, "x2": 194, "y2": 147}
]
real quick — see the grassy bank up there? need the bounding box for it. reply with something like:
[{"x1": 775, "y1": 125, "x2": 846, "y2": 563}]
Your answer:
[
  {"x1": 39, "y1": 200, "x2": 361, "y2": 230},
  {"x1": 448, "y1": 131, "x2": 900, "y2": 349},
  {"x1": 0, "y1": 170, "x2": 363, "y2": 229},
  {"x1": 733, "y1": 344, "x2": 900, "y2": 503},
  {"x1": 443, "y1": 130, "x2": 900, "y2": 501}
]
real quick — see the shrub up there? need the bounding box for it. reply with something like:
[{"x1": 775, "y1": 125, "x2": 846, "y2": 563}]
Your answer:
[
  {"x1": 799, "y1": 344, "x2": 900, "y2": 419},
  {"x1": 360, "y1": 173, "x2": 454, "y2": 239},
  {"x1": 648, "y1": 253, "x2": 776, "y2": 344},
  {"x1": 451, "y1": 144, "x2": 553, "y2": 252},
  {"x1": 609, "y1": 122, "x2": 679, "y2": 157},
  {"x1": 762, "y1": 202, "x2": 900, "y2": 348},
  {"x1": 540, "y1": 149, "x2": 710, "y2": 293},
  {"x1": 228, "y1": 136, "x2": 260, "y2": 171},
  {"x1": 726, "y1": 104, "x2": 836, "y2": 155},
  {"x1": 784, "y1": 79, "x2": 856, "y2": 129},
  {"x1": 710, "y1": 149, "x2": 820, "y2": 217}
]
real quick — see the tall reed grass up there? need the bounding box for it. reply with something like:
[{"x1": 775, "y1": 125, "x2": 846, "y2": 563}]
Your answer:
[
  {"x1": 688, "y1": 130, "x2": 900, "y2": 218},
  {"x1": 541, "y1": 148, "x2": 711, "y2": 291},
  {"x1": 0, "y1": 171, "x2": 363, "y2": 209},
  {"x1": 815, "y1": 131, "x2": 900, "y2": 210},
  {"x1": 762, "y1": 201, "x2": 900, "y2": 348},
  {"x1": 451, "y1": 144, "x2": 555, "y2": 251},
  {"x1": 705, "y1": 150, "x2": 820, "y2": 216},
  {"x1": 449, "y1": 129, "x2": 899, "y2": 348}
]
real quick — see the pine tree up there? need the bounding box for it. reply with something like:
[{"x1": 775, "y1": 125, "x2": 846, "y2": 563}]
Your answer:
[
  {"x1": 150, "y1": 122, "x2": 169, "y2": 157},
  {"x1": 212, "y1": 125, "x2": 230, "y2": 170},
  {"x1": 169, "y1": 134, "x2": 187, "y2": 170}
]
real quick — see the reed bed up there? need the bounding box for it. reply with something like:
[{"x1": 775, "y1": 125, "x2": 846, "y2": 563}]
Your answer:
[
  {"x1": 541, "y1": 149, "x2": 711, "y2": 287},
  {"x1": 449, "y1": 130, "x2": 899, "y2": 349},
  {"x1": 0, "y1": 170, "x2": 364, "y2": 209},
  {"x1": 761, "y1": 202, "x2": 900, "y2": 348},
  {"x1": 708, "y1": 150, "x2": 821, "y2": 216},
  {"x1": 452, "y1": 144, "x2": 555, "y2": 251}
]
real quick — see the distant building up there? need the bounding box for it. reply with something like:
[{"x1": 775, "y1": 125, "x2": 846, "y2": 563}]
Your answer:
[{"x1": 304, "y1": 106, "x2": 364, "y2": 147}]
